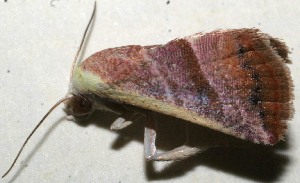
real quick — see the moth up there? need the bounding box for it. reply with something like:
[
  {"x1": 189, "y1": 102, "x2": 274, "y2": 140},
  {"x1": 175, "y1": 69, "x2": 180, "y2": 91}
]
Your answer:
[{"x1": 3, "y1": 2, "x2": 294, "y2": 178}]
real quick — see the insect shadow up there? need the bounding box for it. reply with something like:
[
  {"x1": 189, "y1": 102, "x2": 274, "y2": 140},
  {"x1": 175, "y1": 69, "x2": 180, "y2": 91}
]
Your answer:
[
  {"x1": 76, "y1": 109, "x2": 290, "y2": 182},
  {"x1": 6, "y1": 109, "x2": 290, "y2": 182}
]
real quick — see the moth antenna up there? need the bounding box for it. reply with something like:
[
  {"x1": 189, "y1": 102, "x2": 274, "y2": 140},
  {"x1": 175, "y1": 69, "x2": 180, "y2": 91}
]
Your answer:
[
  {"x1": 2, "y1": 97, "x2": 71, "y2": 178},
  {"x1": 70, "y1": 1, "x2": 96, "y2": 80},
  {"x1": 3, "y1": 2, "x2": 96, "y2": 178}
]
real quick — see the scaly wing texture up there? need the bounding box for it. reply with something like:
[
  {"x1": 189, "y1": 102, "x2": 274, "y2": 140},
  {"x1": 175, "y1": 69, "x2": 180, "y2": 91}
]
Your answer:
[{"x1": 79, "y1": 29, "x2": 293, "y2": 145}]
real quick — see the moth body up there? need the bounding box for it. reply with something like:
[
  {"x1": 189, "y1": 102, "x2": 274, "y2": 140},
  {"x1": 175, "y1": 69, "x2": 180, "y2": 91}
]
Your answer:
[{"x1": 67, "y1": 29, "x2": 293, "y2": 145}]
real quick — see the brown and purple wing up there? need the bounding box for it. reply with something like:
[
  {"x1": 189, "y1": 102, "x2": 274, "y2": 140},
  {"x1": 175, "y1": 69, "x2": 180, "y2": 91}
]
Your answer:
[{"x1": 79, "y1": 29, "x2": 293, "y2": 145}]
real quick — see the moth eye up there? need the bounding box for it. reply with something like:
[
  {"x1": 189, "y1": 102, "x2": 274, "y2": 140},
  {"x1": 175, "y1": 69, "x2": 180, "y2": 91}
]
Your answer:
[{"x1": 65, "y1": 95, "x2": 92, "y2": 116}]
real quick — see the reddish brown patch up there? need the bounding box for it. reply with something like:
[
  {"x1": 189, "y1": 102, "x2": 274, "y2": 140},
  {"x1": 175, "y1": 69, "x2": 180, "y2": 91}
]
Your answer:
[
  {"x1": 81, "y1": 45, "x2": 146, "y2": 83},
  {"x1": 189, "y1": 29, "x2": 293, "y2": 144}
]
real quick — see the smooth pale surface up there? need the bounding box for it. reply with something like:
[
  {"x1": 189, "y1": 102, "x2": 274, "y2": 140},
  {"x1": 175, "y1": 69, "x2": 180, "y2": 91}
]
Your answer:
[{"x1": 0, "y1": 0, "x2": 299, "y2": 182}]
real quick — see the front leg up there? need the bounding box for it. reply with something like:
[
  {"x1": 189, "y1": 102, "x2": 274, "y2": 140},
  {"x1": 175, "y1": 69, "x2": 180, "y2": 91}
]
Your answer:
[
  {"x1": 92, "y1": 99, "x2": 141, "y2": 131},
  {"x1": 110, "y1": 111, "x2": 140, "y2": 130}
]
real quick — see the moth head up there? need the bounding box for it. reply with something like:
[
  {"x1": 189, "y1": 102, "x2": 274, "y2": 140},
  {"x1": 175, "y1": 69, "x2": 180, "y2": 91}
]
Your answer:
[{"x1": 64, "y1": 94, "x2": 93, "y2": 118}]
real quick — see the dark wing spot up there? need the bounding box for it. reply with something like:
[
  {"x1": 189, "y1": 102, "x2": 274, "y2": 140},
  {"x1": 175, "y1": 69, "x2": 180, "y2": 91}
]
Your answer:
[
  {"x1": 259, "y1": 110, "x2": 265, "y2": 118},
  {"x1": 238, "y1": 45, "x2": 246, "y2": 58},
  {"x1": 251, "y1": 72, "x2": 260, "y2": 81},
  {"x1": 240, "y1": 60, "x2": 252, "y2": 70},
  {"x1": 249, "y1": 93, "x2": 262, "y2": 105},
  {"x1": 252, "y1": 85, "x2": 262, "y2": 93}
]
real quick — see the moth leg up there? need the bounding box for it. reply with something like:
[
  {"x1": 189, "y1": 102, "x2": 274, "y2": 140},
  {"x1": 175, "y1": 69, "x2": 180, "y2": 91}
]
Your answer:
[
  {"x1": 144, "y1": 112, "x2": 157, "y2": 159},
  {"x1": 66, "y1": 115, "x2": 75, "y2": 121},
  {"x1": 65, "y1": 111, "x2": 95, "y2": 123},
  {"x1": 144, "y1": 112, "x2": 207, "y2": 161},
  {"x1": 110, "y1": 111, "x2": 140, "y2": 130}
]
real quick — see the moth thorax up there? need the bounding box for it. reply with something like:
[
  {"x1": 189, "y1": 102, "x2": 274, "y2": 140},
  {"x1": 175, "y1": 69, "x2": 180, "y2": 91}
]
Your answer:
[{"x1": 65, "y1": 95, "x2": 92, "y2": 117}]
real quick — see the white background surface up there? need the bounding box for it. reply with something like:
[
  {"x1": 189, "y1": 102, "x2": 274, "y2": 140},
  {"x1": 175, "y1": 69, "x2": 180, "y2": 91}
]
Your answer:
[{"x1": 0, "y1": 0, "x2": 299, "y2": 182}]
